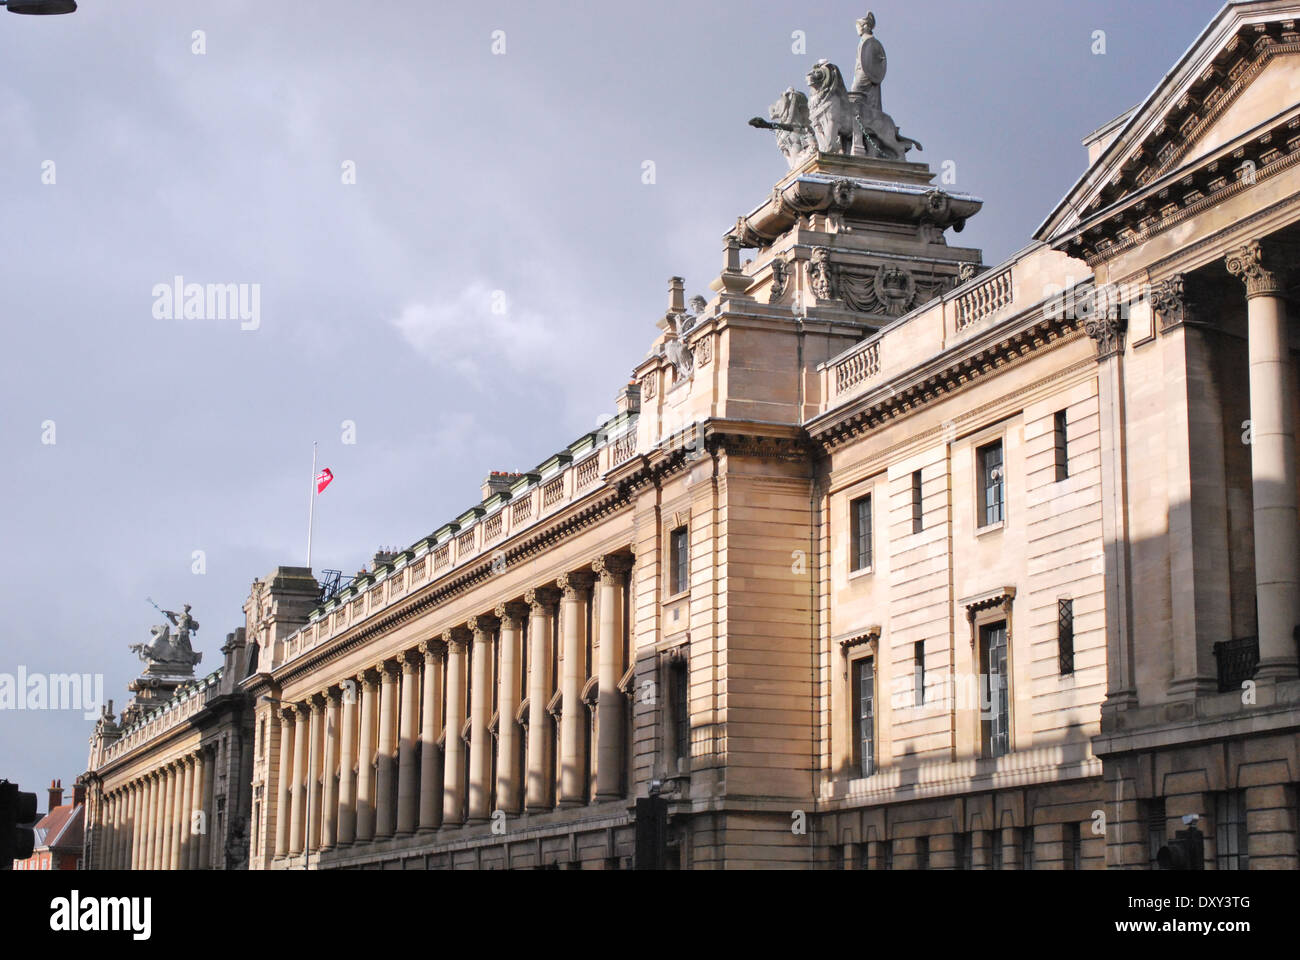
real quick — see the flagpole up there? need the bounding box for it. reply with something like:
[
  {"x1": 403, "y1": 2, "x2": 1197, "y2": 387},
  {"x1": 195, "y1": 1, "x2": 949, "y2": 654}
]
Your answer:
[{"x1": 307, "y1": 441, "x2": 317, "y2": 571}]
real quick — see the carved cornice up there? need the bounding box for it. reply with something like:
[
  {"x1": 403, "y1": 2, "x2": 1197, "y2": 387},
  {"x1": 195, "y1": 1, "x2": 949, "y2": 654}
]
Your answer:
[
  {"x1": 839, "y1": 626, "x2": 880, "y2": 655},
  {"x1": 811, "y1": 308, "x2": 1083, "y2": 452},
  {"x1": 1225, "y1": 240, "x2": 1286, "y2": 298}
]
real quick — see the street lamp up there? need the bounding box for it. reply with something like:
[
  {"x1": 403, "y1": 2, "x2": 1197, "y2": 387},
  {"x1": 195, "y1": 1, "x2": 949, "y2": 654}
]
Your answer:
[
  {"x1": 2, "y1": 1, "x2": 78, "y2": 14},
  {"x1": 261, "y1": 695, "x2": 313, "y2": 870}
]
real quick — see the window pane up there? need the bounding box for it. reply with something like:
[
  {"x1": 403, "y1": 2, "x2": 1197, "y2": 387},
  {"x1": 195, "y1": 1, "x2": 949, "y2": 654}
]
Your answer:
[
  {"x1": 980, "y1": 622, "x2": 1009, "y2": 758},
  {"x1": 853, "y1": 658, "x2": 875, "y2": 778},
  {"x1": 979, "y1": 442, "x2": 1004, "y2": 526},
  {"x1": 851, "y1": 496, "x2": 872, "y2": 571},
  {"x1": 1054, "y1": 410, "x2": 1069, "y2": 482}
]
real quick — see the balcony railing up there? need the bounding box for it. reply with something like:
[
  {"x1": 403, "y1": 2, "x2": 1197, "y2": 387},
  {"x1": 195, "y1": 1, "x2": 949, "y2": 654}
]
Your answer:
[{"x1": 1214, "y1": 636, "x2": 1259, "y2": 692}]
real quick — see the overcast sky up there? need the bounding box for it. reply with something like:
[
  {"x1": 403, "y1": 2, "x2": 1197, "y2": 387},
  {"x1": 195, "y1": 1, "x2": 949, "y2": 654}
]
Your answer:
[{"x1": 0, "y1": 0, "x2": 1223, "y2": 808}]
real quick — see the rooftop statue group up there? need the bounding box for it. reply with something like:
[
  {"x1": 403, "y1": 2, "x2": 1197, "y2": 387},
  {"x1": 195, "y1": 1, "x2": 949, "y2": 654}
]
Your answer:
[
  {"x1": 750, "y1": 12, "x2": 922, "y2": 169},
  {"x1": 129, "y1": 601, "x2": 203, "y2": 669}
]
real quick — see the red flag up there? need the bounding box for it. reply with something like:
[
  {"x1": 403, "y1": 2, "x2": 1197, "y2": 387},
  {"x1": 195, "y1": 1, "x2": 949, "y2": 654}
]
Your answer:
[{"x1": 316, "y1": 467, "x2": 333, "y2": 494}]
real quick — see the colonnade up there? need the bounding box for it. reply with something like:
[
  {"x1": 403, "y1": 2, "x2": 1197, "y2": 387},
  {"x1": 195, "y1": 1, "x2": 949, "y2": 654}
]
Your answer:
[
  {"x1": 271, "y1": 553, "x2": 633, "y2": 860},
  {"x1": 95, "y1": 746, "x2": 215, "y2": 869}
]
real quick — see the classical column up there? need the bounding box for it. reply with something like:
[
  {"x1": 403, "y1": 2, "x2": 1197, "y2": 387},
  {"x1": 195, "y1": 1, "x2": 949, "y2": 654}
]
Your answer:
[
  {"x1": 337, "y1": 679, "x2": 359, "y2": 844},
  {"x1": 128, "y1": 784, "x2": 141, "y2": 869},
  {"x1": 159, "y1": 764, "x2": 176, "y2": 870},
  {"x1": 558, "y1": 572, "x2": 593, "y2": 806},
  {"x1": 355, "y1": 668, "x2": 380, "y2": 841},
  {"x1": 191, "y1": 750, "x2": 207, "y2": 869},
  {"x1": 274, "y1": 709, "x2": 295, "y2": 858},
  {"x1": 593, "y1": 556, "x2": 632, "y2": 800},
  {"x1": 141, "y1": 776, "x2": 157, "y2": 870},
  {"x1": 417, "y1": 640, "x2": 445, "y2": 831},
  {"x1": 149, "y1": 772, "x2": 165, "y2": 870},
  {"x1": 103, "y1": 793, "x2": 116, "y2": 869},
  {"x1": 176, "y1": 756, "x2": 194, "y2": 870},
  {"x1": 305, "y1": 695, "x2": 325, "y2": 853},
  {"x1": 495, "y1": 602, "x2": 528, "y2": 814},
  {"x1": 467, "y1": 613, "x2": 499, "y2": 823},
  {"x1": 374, "y1": 661, "x2": 400, "y2": 838},
  {"x1": 199, "y1": 747, "x2": 215, "y2": 869},
  {"x1": 442, "y1": 627, "x2": 471, "y2": 825},
  {"x1": 289, "y1": 703, "x2": 309, "y2": 856},
  {"x1": 128, "y1": 783, "x2": 140, "y2": 869},
  {"x1": 321, "y1": 686, "x2": 341, "y2": 849},
  {"x1": 396, "y1": 652, "x2": 421, "y2": 835},
  {"x1": 1227, "y1": 240, "x2": 1300, "y2": 682},
  {"x1": 525, "y1": 588, "x2": 558, "y2": 810}
]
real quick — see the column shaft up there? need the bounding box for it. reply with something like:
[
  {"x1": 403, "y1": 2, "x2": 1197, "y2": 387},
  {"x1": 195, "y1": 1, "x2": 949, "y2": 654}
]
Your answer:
[
  {"x1": 355, "y1": 671, "x2": 378, "y2": 841},
  {"x1": 289, "y1": 705, "x2": 309, "y2": 855},
  {"x1": 442, "y1": 630, "x2": 469, "y2": 824},
  {"x1": 558, "y1": 573, "x2": 593, "y2": 805},
  {"x1": 274, "y1": 713, "x2": 294, "y2": 858},
  {"x1": 594, "y1": 557, "x2": 629, "y2": 799},
  {"x1": 374, "y1": 663, "x2": 399, "y2": 837},
  {"x1": 321, "y1": 690, "x2": 340, "y2": 848},
  {"x1": 396, "y1": 655, "x2": 420, "y2": 834},
  {"x1": 467, "y1": 616, "x2": 498, "y2": 822},
  {"x1": 525, "y1": 590, "x2": 557, "y2": 810},
  {"x1": 495, "y1": 604, "x2": 527, "y2": 813},
  {"x1": 337, "y1": 682, "x2": 359, "y2": 844},
  {"x1": 418, "y1": 642, "x2": 445, "y2": 831},
  {"x1": 307, "y1": 697, "x2": 324, "y2": 853}
]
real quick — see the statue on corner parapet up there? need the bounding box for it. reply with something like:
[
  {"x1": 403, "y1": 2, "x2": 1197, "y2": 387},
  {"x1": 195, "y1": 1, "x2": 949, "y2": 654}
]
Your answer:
[{"x1": 750, "y1": 11, "x2": 922, "y2": 168}]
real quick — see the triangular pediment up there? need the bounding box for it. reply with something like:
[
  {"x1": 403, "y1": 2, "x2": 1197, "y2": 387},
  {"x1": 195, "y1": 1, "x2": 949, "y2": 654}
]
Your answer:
[{"x1": 1037, "y1": 2, "x2": 1300, "y2": 259}]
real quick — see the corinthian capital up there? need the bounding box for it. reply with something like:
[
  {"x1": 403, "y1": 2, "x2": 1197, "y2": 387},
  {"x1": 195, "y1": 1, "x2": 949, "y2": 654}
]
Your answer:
[
  {"x1": 467, "y1": 614, "x2": 500, "y2": 639},
  {"x1": 1226, "y1": 240, "x2": 1285, "y2": 299},
  {"x1": 441, "y1": 626, "x2": 472, "y2": 648},
  {"x1": 494, "y1": 601, "x2": 529, "y2": 630},
  {"x1": 524, "y1": 587, "x2": 560, "y2": 614},
  {"x1": 592, "y1": 554, "x2": 634, "y2": 586},
  {"x1": 1150, "y1": 274, "x2": 1196, "y2": 331},
  {"x1": 557, "y1": 571, "x2": 595, "y2": 600}
]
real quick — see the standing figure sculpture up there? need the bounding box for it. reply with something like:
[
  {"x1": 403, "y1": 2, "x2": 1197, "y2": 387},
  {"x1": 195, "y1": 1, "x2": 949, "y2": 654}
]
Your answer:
[{"x1": 749, "y1": 12, "x2": 922, "y2": 164}]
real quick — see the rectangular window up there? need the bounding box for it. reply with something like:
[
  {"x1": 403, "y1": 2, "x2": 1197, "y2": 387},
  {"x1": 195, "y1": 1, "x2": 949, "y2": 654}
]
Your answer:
[
  {"x1": 911, "y1": 470, "x2": 924, "y2": 534},
  {"x1": 916, "y1": 836, "x2": 929, "y2": 870},
  {"x1": 670, "y1": 658, "x2": 689, "y2": 765},
  {"x1": 884, "y1": 840, "x2": 894, "y2": 871},
  {"x1": 1146, "y1": 798, "x2": 1167, "y2": 869},
  {"x1": 913, "y1": 640, "x2": 925, "y2": 707},
  {"x1": 1214, "y1": 790, "x2": 1249, "y2": 871},
  {"x1": 1021, "y1": 827, "x2": 1034, "y2": 870},
  {"x1": 852, "y1": 658, "x2": 875, "y2": 778},
  {"x1": 980, "y1": 622, "x2": 1010, "y2": 758},
  {"x1": 990, "y1": 829, "x2": 1003, "y2": 871},
  {"x1": 1058, "y1": 599, "x2": 1075, "y2": 676},
  {"x1": 1053, "y1": 410, "x2": 1069, "y2": 482},
  {"x1": 850, "y1": 495, "x2": 872, "y2": 571},
  {"x1": 669, "y1": 526, "x2": 689, "y2": 595},
  {"x1": 1065, "y1": 822, "x2": 1081, "y2": 870},
  {"x1": 978, "y1": 440, "x2": 1005, "y2": 527}
]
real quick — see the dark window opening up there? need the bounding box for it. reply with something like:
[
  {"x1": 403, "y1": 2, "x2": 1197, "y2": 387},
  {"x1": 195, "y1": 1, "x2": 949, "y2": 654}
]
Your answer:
[
  {"x1": 851, "y1": 495, "x2": 872, "y2": 572},
  {"x1": 1058, "y1": 598, "x2": 1075, "y2": 676},
  {"x1": 1053, "y1": 409, "x2": 1069, "y2": 482},
  {"x1": 978, "y1": 440, "x2": 1005, "y2": 527},
  {"x1": 911, "y1": 470, "x2": 924, "y2": 534},
  {"x1": 980, "y1": 621, "x2": 1010, "y2": 758},
  {"x1": 669, "y1": 526, "x2": 689, "y2": 595},
  {"x1": 852, "y1": 658, "x2": 875, "y2": 778}
]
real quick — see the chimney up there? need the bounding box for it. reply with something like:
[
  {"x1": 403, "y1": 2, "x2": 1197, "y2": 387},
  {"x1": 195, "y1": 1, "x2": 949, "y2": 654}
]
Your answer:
[
  {"x1": 371, "y1": 547, "x2": 400, "y2": 569},
  {"x1": 667, "y1": 276, "x2": 686, "y2": 314},
  {"x1": 481, "y1": 472, "x2": 522, "y2": 500},
  {"x1": 48, "y1": 778, "x2": 63, "y2": 811},
  {"x1": 72, "y1": 781, "x2": 86, "y2": 807}
]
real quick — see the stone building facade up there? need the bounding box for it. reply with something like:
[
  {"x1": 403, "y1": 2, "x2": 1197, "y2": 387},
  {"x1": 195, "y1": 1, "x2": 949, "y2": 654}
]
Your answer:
[
  {"x1": 82, "y1": 627, "x2": 256, "y2": 869},
  {"x1": 83, "y1": 1, "x2": 1300, "y2": 869}
]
